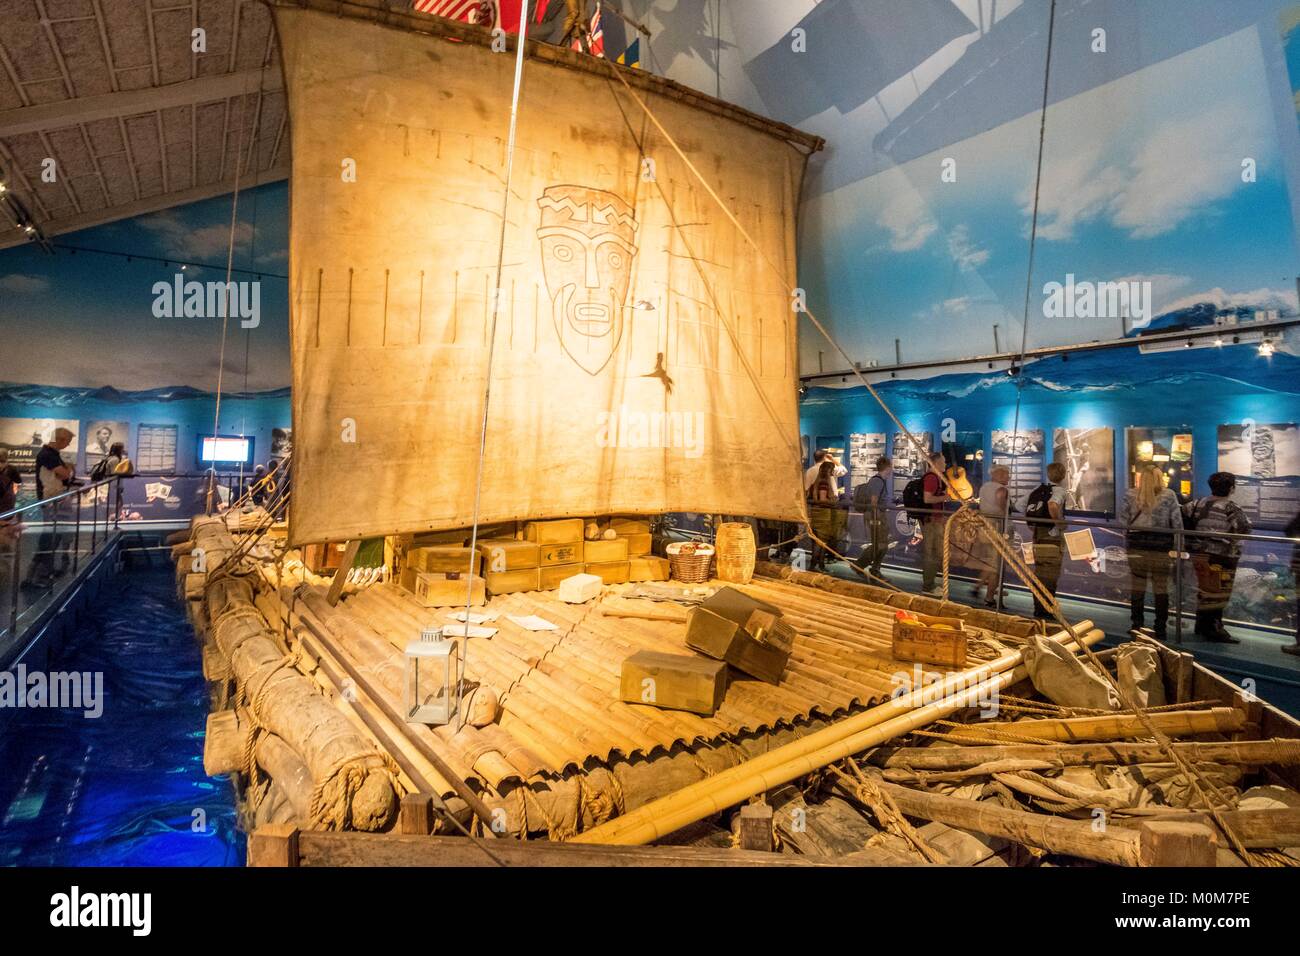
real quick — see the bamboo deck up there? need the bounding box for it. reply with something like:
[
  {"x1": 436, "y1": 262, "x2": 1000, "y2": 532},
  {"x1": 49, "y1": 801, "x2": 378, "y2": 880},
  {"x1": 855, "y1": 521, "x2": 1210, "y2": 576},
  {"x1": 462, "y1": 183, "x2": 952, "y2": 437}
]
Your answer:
[{"x1": 272, "y1": 576, "x2": 1023, "y2": 786}]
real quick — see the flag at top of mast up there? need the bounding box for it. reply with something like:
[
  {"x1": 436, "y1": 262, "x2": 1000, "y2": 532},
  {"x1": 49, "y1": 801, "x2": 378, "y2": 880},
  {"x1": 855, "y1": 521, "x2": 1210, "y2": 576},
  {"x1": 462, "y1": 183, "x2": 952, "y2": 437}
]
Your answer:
[
  {"x1": 415, "y1": 1, "x2": 619, "y2": 61},
  {"x1": 412, "y1": 0, "x2": 502, "y2": 26}
]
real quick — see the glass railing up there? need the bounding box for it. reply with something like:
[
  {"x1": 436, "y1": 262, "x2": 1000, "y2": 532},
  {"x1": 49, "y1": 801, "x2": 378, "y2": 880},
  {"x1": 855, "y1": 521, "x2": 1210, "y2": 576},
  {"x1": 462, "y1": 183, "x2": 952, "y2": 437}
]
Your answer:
[{"x1": 0, "y1": 474, "x2": 127, "y2": 659}]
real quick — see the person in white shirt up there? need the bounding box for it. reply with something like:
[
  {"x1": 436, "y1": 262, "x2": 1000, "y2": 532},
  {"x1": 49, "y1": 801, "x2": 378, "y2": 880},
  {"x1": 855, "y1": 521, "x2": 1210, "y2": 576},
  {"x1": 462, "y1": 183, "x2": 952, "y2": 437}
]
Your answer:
[{"x1": 804, "y1": 449, "x2": 846, "y2": 499}]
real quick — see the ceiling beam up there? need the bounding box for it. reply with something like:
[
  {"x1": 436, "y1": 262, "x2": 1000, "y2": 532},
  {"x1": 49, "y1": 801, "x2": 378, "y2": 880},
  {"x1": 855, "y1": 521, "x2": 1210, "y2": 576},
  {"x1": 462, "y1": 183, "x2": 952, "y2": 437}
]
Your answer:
[
  {"x1": 0, "y1": 69, "x2": 284, "y2": 139},
  {"x1": 0, "y1": 163, "x2": 288, "y2": 251}
]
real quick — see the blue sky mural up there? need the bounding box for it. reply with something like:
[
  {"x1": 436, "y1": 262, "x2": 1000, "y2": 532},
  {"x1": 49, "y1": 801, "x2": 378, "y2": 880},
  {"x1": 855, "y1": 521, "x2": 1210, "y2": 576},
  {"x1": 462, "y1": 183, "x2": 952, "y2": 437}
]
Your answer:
[
  {"x1": 786, "y1": 0, "x2": 1300, "y2": 372},
  {"x1": 1, "y1": 181, "x2": 289, "y2": 392}
]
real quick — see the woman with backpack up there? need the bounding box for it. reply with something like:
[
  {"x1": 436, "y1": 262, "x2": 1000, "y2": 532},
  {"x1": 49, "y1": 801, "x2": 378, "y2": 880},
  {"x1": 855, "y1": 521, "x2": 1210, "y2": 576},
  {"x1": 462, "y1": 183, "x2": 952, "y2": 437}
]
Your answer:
[
  {"x1": 1122, "y1": 463, "x2": 1183, "y2": 639},
  {"x1": 1024, "y1": 461, "x2": 1069, "y2": 620},
  {"x1": 1185, "y1": 472, "x2": 1250, "y2": 643},
  {"x1": 808, "y1": 458, "x2": 843, "y2": 571}
]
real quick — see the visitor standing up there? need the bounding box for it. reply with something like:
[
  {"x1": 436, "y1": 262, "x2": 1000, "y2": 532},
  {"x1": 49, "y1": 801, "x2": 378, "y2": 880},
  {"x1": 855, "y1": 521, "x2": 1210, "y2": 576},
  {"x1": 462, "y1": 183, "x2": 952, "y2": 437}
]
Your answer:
[
  {"x1": 804, "y1": 449, "x2": 846, "y2": 499},
  {"x1": 852, "y1": 457, "x2": 892, "y2": 579},
  {"x1": 920, "y1": 451, "x2": 949, "y2": 595},
  {"x1": 1186, "y1": 472, "x2": 1250, "y2": 644},
  {"x1": 1122, "y1": 463, "x2": 1183, "y2": 639},
  {"x1": 975, "y1": 464, "x2": 1012, "y2": 607},
  {"x1": 1025, "y1": 461, "x2": 1069, "y2": 620},
  {"x1": 808, "y1": 458, "x2": 843, "y2": 571},
  {"x1": 23, "y1": 427, "x2": 76, "y2": 589}
]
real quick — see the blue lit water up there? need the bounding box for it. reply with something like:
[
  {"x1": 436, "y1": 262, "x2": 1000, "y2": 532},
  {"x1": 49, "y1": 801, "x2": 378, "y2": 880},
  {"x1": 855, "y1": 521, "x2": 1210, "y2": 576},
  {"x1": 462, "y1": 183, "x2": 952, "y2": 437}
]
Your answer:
[{"x1": 0, "y1": 567, "x2": 243, "y2": 865}]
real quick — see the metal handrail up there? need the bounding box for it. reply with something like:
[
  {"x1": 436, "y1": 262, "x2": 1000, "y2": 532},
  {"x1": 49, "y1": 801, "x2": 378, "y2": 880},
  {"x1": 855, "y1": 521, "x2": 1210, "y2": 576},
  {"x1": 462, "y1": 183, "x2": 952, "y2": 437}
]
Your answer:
[
  {"x1": 0, "y1": 474, "x2": 126, "y2": 524},
  {"x1": 830, "y1": 500, "x2": 1299, "y2": 547}
]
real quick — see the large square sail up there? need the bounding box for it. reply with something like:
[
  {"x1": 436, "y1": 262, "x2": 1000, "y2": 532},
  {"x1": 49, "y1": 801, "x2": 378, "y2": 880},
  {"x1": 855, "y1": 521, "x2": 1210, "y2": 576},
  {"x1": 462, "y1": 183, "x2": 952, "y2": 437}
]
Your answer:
[{"x1": 273, "y1": 4, "x2": 817, "y2": 544}]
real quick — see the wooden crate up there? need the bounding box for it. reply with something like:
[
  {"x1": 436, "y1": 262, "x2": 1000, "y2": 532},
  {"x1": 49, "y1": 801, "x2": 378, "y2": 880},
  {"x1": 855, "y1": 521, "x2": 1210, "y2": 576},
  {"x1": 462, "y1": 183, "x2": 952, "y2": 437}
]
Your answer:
[
  {"x1": 685, "y1": 606, "x2": 789, "y2": 685},
  {"x1": 538, "y1": 541, "x2": 584, "y2": 566},
  {"x1": 408, "y1": 529, "x2": 469, "y2": 548},
  {"x1": 484, "y1": 567, "x2": 540, "y2": 595},
  {"x1": 620, "y1": 650, "x2": 726, "y2": 716},
  {"x1": 539, "y1": 562, "x2": 583, "y2": 589},
  {"x1": 411, "y1": 546, "x2": 481, "y2": 575},
  {"x1": 525, "y1": 518, "x2": 586, "y2": 544},
  {"x1": 892, "y1": 612, "x2": 967, "y2": 667},
  {"x1": 303, "y1": 541, "x2": 349, "y2": 574},
  {"x1": 620, "y1": 531, "x2": 652, "y2": 556},
  {"x1": 609, "y1": 517, "x2": 651, "y2": 535},
  {"x1": 414, "y1": 572, "x2": 485, "y2": 608},
  {"x1": 478, "y1": 538, "x2": 539, "y2": 572},
  {"x1": 584, "y1": 538, "x2": 629, "y2": 563},
  {"x1": 585, "y1": 560, "x2": 631, "y2": 585},
  {"x1": 628, "y1": 555, "x2": 669, "y2": 582},
  {"x1": 746, "y1": 609, "x2": 795, "y2": 654}
]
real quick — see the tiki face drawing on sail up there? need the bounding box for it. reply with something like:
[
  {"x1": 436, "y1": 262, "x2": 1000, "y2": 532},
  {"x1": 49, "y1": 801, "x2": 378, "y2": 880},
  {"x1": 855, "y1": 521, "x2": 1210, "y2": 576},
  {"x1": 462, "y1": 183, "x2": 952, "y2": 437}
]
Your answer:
[{"x1": 537, "y1": 184, "x2": 639, "y2": 374}]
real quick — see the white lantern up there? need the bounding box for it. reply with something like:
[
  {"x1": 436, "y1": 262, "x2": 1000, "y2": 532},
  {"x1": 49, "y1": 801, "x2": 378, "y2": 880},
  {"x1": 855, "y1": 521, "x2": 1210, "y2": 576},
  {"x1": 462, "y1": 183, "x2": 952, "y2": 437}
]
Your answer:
[{"x1": 404, "y1": 626, "x2": 459, "y2": 725}]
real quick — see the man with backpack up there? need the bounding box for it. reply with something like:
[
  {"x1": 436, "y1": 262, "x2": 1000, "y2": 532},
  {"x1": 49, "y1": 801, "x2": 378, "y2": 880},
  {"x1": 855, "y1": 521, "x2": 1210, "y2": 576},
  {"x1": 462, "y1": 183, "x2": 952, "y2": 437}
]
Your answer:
[
  {"x1": 915, "y1": 450, "x2": 949, "y2": 595},
  {"x1": 1185, "y1": 472, "x2": 1250, "y2": 643},
  {"x1": 1024, "y1": 461, "x2": 1070, "y2": 620},
  {"x1": 851, "y1": 457, "x2": 893, "y2": 579}
]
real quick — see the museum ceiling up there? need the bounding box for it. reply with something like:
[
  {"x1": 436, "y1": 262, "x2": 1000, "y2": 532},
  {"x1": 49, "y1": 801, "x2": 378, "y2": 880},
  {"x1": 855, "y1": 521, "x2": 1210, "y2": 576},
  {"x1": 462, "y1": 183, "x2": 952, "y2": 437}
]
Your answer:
[{"x1": 0, "y1": 0, "x2": 287, "y2": 251}]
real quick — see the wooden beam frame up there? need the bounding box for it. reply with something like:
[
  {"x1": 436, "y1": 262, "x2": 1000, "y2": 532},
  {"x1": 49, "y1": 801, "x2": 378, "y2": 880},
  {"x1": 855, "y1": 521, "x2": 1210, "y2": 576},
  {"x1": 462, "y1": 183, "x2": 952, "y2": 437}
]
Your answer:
[
  {"x1": 248, "y1": 827, "x2": 900, "y2": 867},
  {"x1": 0, "y1": 69, "x2": 285, "y2": 139}
]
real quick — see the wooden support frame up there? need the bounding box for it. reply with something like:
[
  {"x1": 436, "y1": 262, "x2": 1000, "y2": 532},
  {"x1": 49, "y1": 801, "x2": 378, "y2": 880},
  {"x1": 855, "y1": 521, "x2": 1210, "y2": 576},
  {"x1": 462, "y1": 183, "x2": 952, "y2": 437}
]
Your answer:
[
  {"x1": 246, "y1": 828, "x2": 905, "y2": 867},
  {"x1": 738, "y1": 802, "x2": 775, "y2": 852},
  {"x1": 325, "y1": 540, "x2": 361, "y2": 606}
]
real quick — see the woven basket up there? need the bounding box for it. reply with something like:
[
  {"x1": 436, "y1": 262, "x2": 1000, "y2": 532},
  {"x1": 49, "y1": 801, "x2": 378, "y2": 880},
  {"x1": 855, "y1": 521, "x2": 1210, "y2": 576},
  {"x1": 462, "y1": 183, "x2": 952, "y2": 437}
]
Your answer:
[
  {"x1": 665, "y1": 542, "x2": 715, "y2": 583},
  {"x1": 715, "y1": 522, "x2": 756, "y2": 584}
]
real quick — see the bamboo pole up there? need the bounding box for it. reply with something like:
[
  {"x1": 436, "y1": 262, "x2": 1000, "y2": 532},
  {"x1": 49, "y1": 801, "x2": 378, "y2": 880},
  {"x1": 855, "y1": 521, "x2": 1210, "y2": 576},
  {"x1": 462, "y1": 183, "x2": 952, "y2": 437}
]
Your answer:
[
  {"x1": 879, "y1": 738, "x2": 1300, "y2": 771},
  {"x1": 938, "y1": 707, "x2": 1245, "y2": 744},
  {"x1": 572, "y1": 626, "x2": 1104, "y2": 845}
]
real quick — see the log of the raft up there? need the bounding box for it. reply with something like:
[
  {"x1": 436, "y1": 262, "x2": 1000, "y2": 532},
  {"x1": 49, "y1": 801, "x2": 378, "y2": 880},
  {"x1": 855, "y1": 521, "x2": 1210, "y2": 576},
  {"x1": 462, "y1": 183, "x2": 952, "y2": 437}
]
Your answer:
[
  {"x1": 877, "y1": 738, "x2": 1300, "y2": 771},
  {"x1": 832, "y1": 778, "x2": 1217, "y2": 867},
  {"x1": 208, "y1": 590, "x2": 397, "y2": 831},
  {"x1": 203, "y1": 709, "x2": 246, "y2": 776},
  {"x1": 939, "y1": 707, "x2": 1245, "y2": 743},
  {"x1": 294, "y1": 626, "x2": 472, "y2": 835},
  {"x1": 255, "y1": 732, "x2": 316, "y2": 821}
]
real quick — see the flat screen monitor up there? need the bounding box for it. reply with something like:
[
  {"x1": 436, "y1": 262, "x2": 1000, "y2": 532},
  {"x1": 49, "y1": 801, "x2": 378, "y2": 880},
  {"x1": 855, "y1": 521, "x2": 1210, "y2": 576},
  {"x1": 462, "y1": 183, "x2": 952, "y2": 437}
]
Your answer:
[{"x1": 197, "y1": 434, "x2": 255, "y2": 466}]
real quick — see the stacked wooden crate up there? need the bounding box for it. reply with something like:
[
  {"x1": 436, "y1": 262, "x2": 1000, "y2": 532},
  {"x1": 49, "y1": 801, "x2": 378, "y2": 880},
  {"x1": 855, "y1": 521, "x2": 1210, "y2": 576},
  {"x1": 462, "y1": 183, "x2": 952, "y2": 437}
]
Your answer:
[
  {"x1": 603, "y1": 516, "x2": 667, "y2": 583},
  {"x1": 406, "y1": 544, "x2": 485, "y2": 607},
  {"x1": 393, "y1": 515, "x2": 666, "y2": 600},
  {"x1": 526, "y1": 518, "x2": 586, "y2": 590},
  {"x1": 478, "y1": 537, "x2": 542, "y2": 595}
]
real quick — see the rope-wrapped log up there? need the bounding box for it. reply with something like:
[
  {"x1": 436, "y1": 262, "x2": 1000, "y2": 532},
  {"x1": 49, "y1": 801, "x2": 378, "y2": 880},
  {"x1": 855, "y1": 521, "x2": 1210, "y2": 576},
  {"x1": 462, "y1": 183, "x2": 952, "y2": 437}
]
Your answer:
[{"x1": 206, "y1": 557, "x2": 398, "y2": 832}]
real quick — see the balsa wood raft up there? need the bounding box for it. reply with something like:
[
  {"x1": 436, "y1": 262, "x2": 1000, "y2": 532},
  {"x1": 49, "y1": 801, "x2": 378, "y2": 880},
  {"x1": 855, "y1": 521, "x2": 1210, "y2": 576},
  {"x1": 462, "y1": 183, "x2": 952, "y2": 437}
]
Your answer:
[{"x1": 174, "y1": 515, "x2": 1300, "y2": 867}]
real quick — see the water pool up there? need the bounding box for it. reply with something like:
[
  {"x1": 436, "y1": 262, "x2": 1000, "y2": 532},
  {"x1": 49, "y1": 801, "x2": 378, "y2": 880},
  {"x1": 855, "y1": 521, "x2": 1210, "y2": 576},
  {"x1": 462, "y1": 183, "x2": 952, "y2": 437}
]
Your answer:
[{"x1": 0, "y1": 566, "x2": 243, "y2": 866}]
